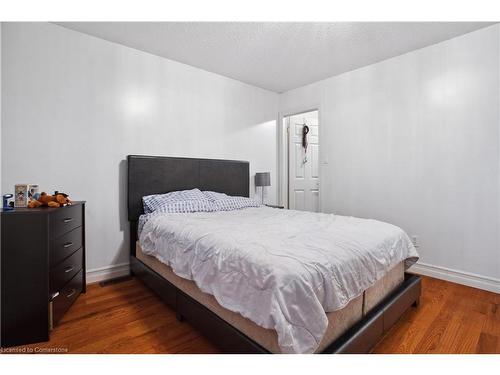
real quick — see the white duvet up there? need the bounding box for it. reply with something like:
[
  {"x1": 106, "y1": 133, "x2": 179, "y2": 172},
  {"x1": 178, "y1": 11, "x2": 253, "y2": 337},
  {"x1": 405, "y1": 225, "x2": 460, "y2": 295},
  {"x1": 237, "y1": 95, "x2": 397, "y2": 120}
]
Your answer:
[{"x1": 139, "y1": 207, "x2": 418, "y2": 353}]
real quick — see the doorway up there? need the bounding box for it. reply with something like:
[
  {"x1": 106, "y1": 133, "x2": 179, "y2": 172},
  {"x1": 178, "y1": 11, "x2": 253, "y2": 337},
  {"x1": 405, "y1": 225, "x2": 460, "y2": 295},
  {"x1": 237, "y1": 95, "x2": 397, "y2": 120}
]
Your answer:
[{"x1": 281, "y1": 110, "x2": 320, "y2": 211}]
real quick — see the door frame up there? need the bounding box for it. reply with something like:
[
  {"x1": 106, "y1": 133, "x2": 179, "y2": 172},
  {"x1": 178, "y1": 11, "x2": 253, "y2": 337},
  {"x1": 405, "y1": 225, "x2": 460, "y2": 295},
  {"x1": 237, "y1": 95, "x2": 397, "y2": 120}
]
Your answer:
[{"x1": 277, "y1": 107, "x2": 321, "y2": 210}]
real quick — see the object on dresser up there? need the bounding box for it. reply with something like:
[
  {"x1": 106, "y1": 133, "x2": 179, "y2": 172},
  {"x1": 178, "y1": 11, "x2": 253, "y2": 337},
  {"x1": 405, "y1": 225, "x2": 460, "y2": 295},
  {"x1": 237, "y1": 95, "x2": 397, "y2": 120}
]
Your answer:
[
  {"x1": 3, "y1": 194, "x2": 14, "y2": 211},
  {"x1": 28, "y1": 183, "x2": 40, "y2": 200},
  {"x1": 0, "y1": 202, "x2": 86, "y2": 347},
  {"x1": 14, "y1": 184, "x2": 29, "y2": 207},
  {"x1": 28, "y1": 191, "x2": 72, "y2": 208}
]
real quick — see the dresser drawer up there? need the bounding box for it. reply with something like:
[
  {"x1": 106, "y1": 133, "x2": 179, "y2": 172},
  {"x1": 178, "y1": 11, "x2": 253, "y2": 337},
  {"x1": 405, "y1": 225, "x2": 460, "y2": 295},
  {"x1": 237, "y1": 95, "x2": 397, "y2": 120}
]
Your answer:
[
  {"x1": 51, "y1": 270, "x2": 83, "y2": 326},
  {"x1": 50, "y1": 247, "x2": 82, "y2": 298},
  {"x1": 50, "y1": 227, "x2": 83, "y2": 267},
  {"x1": 50, "y1": 204, "x2": 83, "y2": 239}
]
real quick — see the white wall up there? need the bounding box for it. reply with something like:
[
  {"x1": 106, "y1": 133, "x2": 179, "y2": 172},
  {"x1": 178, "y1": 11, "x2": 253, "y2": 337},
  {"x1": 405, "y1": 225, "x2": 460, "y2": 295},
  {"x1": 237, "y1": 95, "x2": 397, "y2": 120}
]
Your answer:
[
  {"x1": 1, "y1": 23, "x2": 279, "y2": 278},
  {"x1": 280, "y1": 25, "x2": 500, "y2": 291}
]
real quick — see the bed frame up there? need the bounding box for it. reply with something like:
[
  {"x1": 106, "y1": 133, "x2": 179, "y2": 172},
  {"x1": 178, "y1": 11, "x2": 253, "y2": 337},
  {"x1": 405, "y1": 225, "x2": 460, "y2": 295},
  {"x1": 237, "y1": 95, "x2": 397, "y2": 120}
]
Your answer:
[{"x1": 127, "y1": 155, "x2": 421, "y2": 353}]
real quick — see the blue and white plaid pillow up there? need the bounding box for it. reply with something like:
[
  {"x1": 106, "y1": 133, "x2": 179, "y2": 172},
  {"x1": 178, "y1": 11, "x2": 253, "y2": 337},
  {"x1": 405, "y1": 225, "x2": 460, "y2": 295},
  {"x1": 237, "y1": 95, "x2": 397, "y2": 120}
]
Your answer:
[
  {"x1": 143, "y1": 188, "x2": 213, "y2": 213},
  {"x1": 203, "y1": 191, "x2": 261, "y2": 211},
  {"x1": 154, "y1": 200, "x2": 214, "y2": 214}
]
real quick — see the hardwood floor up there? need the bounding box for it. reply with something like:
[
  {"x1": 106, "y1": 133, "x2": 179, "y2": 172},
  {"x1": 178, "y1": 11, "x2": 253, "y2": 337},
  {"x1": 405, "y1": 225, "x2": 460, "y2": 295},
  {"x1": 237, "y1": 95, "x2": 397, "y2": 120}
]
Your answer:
[
  {"x1": 372, "y1": 276, "x2": 500, "y2": 354},
  {"x1": 17, "y1": 275, "x2": 500, "y2": 354}
]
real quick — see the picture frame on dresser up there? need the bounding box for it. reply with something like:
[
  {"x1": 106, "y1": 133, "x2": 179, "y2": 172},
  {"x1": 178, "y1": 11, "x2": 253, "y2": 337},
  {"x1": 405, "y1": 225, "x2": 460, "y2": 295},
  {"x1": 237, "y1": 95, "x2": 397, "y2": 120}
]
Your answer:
[{"x1": 0, "y1": 202, "x2": 86, "y2": 348}]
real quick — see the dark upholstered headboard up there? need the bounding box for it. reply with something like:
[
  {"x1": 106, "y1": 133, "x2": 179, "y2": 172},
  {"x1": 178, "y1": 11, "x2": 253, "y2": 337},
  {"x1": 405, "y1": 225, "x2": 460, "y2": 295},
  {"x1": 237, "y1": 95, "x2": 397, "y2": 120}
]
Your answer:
[{"x1": 127, "y1": 155, "x2": 250, "y2": 222}]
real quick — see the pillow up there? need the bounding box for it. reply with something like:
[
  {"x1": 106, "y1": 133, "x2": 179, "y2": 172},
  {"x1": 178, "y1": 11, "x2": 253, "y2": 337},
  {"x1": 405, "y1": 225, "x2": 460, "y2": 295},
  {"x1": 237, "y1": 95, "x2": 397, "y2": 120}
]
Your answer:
[
  {"x1": 142, "y1": 188, "x2": 212, "y2": 213},
  {"x1": 151, "y1": 199, "x2": 214, "y2": 214},
  {"x1": 203, "y1": 191, "x2": 261, "y2": 211}
]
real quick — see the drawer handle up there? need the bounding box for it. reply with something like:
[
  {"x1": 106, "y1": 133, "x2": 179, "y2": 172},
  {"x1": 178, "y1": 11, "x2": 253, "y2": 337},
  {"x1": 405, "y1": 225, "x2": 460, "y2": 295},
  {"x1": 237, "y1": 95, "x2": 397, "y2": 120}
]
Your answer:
[
  {"x1": 63, "y1": 218, "x2": 74, "y2": 223},
  {"x1": 66, "y1": 289, "x2": 76, "y2": 298},
  {"x1": 64, "y1": 266, "x2": 74, "y2": 273},
  {"x1": 63, "y1": 242, "x2": 73, "y2": 248}
]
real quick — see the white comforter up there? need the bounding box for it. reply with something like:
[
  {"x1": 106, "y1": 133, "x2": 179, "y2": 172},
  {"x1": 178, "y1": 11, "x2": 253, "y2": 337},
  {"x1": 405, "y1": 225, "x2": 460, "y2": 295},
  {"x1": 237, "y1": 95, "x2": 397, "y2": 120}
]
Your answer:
[{"x1": 139, "y1": 207, "x2": 418, "y2": 353}]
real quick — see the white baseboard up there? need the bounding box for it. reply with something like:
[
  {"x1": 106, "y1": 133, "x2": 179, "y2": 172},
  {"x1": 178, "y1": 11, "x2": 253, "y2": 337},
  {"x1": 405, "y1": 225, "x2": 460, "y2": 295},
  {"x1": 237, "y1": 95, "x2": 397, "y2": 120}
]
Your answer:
[
  {"x1": 86, "y1": 262, "x2": 130, "y2": 284},
  {"x1": 409, "y1": 262, "x2": 500, "y2": 294}
]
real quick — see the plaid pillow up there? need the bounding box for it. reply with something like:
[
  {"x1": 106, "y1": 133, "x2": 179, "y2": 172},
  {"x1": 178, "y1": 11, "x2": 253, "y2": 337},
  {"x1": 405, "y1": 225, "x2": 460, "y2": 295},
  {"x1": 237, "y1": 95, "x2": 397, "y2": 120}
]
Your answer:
[
  {"x1": 142, "y1": 189, "x2": 213, "y2": 213},
  {"x1": 153, "y1": 199, "x2": 215, "y2": 214},
  {"x1": 202, "y1": 191, "x2": 261, "y2": 211}
]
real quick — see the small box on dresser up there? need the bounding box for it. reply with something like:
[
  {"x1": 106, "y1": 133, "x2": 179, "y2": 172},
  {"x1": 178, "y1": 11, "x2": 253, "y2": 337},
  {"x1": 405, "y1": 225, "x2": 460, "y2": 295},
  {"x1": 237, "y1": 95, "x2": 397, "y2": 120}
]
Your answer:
[{"x1": 0, "y1": 202, "x2": 86, "y2": 348}]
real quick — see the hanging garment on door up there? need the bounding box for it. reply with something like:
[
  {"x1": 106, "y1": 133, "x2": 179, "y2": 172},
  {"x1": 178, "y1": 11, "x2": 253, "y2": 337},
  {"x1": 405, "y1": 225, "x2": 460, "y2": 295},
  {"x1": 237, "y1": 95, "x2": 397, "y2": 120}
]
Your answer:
[{"x1": 302, "y1": 124, "x2": 309, "y2": 164}]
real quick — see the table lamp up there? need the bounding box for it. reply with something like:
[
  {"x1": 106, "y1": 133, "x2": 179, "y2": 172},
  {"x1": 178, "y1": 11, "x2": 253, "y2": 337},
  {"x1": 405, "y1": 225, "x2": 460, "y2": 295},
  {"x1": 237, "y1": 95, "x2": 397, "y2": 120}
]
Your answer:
[{"x1": 255, "y1": 172, "x2": 271, "y2": 205}]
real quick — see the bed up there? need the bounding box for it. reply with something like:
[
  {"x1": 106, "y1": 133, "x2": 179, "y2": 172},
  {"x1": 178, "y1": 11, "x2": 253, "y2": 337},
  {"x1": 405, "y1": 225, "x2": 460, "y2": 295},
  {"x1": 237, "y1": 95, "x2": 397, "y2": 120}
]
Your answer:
[{"x1": 127, "y1": 155, "x2": 421, "y2": 354}]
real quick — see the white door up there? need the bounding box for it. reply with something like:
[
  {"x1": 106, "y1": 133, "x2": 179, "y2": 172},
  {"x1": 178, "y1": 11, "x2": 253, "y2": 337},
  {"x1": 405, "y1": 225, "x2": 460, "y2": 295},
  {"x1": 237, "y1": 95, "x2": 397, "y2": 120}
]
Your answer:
[{"x1": 288, "y1": 111, "x2": 320, "y2": 212}]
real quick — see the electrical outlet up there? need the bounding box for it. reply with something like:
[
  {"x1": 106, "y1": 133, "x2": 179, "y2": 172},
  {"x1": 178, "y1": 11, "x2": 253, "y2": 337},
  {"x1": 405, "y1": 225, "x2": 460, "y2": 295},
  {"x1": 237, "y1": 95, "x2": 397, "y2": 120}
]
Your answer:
[{"x1": 411, "y1": 235, "x2": 420, "y2": 248}]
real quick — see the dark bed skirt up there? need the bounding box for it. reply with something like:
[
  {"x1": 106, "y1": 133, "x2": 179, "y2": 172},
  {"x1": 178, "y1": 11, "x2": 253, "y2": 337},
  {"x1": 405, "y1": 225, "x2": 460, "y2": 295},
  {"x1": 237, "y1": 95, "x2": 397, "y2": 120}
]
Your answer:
[{"x1": 130, "y1": 255, "x2": 421, "y2": 354}]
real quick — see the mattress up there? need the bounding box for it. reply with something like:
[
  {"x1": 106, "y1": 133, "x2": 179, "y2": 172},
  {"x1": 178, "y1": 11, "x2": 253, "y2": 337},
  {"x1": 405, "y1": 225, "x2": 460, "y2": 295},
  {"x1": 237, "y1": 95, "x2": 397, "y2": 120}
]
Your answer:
[{"x1": 136, "y1": 243, "x2": 404, "y2": 353}]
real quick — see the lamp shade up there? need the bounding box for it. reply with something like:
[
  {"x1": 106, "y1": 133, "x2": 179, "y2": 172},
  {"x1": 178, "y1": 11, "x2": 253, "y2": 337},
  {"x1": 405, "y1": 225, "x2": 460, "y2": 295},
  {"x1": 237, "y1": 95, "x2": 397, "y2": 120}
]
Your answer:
[{"x1": 255, "y1": 172, "x2": 271, "y2": 187}]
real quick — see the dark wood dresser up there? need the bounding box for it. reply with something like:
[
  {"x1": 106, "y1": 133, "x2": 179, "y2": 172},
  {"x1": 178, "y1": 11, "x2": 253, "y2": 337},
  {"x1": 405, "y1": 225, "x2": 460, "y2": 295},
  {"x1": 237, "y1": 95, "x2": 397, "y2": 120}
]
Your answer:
[{"x1": 1, "y1": 202, "x2": 86, "y2": 348}]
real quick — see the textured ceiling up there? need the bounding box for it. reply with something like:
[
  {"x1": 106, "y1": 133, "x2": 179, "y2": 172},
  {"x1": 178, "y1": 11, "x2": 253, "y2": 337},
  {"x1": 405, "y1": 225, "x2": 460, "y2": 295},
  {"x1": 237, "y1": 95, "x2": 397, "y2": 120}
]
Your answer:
[{"x1": 56, "y1": 22, "x2": 494, "y2": 93}]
